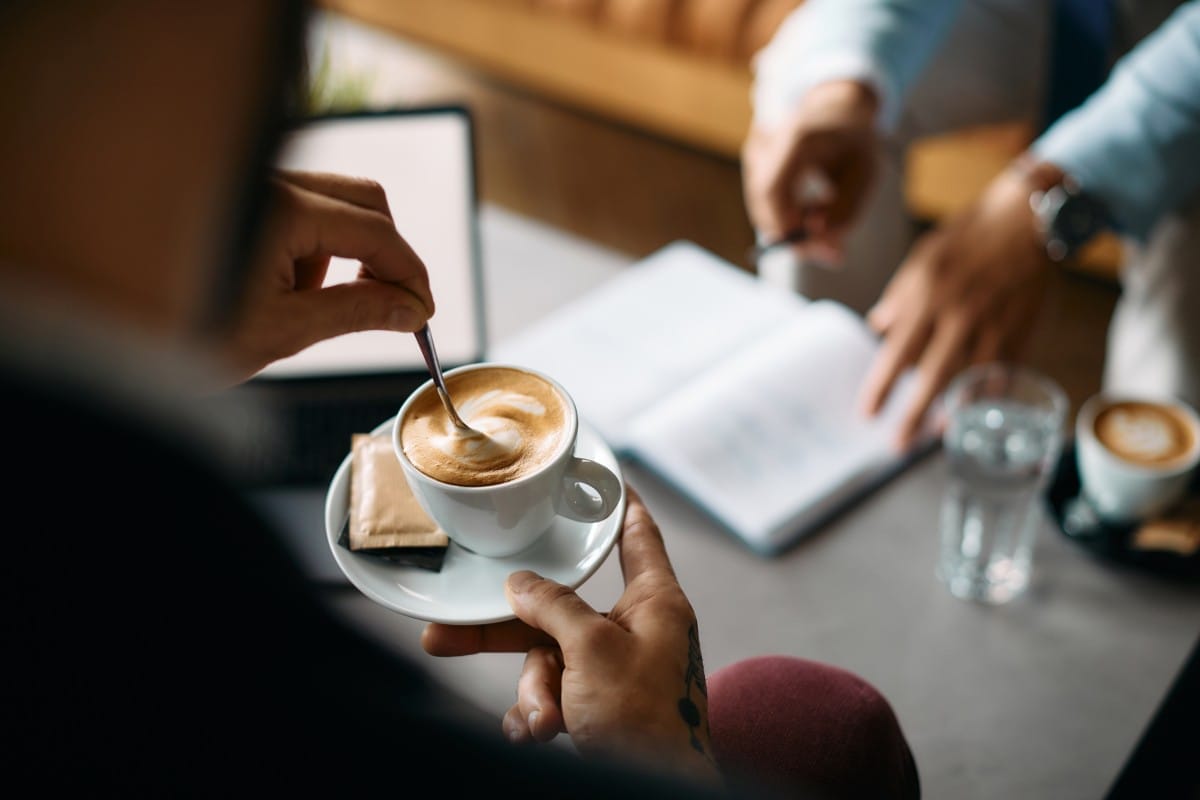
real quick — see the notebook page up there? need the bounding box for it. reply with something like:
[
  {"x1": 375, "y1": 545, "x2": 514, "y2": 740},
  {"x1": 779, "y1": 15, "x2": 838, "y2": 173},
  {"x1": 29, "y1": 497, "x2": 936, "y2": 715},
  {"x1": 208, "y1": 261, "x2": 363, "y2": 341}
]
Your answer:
[
  {"x1": 488, "y1": 241, "x2": 809, "y2": 452},
  {"x1": 625, "y1": 301, "x2": 918, "y2": 553}
]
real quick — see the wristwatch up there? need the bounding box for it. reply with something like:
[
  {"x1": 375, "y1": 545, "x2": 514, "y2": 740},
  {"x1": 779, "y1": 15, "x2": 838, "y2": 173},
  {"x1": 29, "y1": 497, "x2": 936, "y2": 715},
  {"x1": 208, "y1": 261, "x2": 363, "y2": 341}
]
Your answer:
[{"x1": 1015, "y1": 156, "x2": 1113, "y2": 262}]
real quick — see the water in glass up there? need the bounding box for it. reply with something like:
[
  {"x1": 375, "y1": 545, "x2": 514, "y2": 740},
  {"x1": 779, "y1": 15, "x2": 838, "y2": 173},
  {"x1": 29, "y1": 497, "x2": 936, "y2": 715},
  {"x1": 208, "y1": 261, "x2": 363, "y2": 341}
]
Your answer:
[{"x1": 939, "y1": 397, "x2": 1063, "y2": 604}]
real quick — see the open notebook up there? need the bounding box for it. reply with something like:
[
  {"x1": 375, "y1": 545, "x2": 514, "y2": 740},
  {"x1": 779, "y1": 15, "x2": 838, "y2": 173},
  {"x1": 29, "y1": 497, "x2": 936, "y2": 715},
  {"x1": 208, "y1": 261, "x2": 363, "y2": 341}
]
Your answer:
[{"x1": 490, "y1": 241, "x2": 933, "y2": 555}]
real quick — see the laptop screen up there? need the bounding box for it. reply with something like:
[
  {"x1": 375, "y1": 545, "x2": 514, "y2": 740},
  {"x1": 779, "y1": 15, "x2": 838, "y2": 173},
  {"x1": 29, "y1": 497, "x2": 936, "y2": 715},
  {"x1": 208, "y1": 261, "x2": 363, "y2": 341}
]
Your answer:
[{"x1": 255, "y1": 106, "x2": 485, "y2": 379}]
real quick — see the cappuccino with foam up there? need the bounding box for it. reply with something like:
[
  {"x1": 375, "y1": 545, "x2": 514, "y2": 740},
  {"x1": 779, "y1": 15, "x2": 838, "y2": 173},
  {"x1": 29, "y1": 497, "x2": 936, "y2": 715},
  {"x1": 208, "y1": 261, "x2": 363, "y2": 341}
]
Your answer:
[
  {"x1": 399, "y1": 366, "x2": 569, "y2": 486},
  {"x1": 1075, "y1": 394, "x2": 1200, "y2": 522},
  {"x1": 393, "y1": 363, "x2": 623, "y2": 558},
  {"x1": 1092, "y1": 401, "x2": 1197, "y2": 468}
]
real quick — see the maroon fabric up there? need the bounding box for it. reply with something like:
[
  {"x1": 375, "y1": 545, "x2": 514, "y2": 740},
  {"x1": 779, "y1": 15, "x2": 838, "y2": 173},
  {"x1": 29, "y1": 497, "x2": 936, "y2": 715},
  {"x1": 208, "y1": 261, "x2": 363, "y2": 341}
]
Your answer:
[{"x1": 708, "y1": 656, "x2": 920, "y2": 800}]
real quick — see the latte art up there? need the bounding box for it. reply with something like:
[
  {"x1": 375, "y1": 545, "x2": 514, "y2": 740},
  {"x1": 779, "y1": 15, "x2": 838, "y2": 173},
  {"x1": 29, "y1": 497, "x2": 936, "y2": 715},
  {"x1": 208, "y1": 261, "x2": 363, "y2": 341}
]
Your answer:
[
  {"x1": 400, "y1": 368, "x2": 569, "y2": 486},
  {"x1": 1093, "y1": 401, "x2": 1198, "y2": 468}
]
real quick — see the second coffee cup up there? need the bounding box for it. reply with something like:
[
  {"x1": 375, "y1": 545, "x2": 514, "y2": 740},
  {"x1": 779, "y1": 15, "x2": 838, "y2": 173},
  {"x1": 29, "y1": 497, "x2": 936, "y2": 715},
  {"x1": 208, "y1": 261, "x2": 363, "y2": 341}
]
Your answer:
[
  {"x1": 393, "y1": 362, "x2": 622, "y2": 557},
  {"x1": 1075, "y1": 392, "x2": 1200, "y2": 524}
]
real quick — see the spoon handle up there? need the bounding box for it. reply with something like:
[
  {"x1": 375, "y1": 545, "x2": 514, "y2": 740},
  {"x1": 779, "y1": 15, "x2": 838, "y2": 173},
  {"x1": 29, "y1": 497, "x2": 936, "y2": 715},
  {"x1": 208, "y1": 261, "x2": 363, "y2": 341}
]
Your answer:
[{"x1": 413, "y1": 324, "x2": 474, "y2": 432}]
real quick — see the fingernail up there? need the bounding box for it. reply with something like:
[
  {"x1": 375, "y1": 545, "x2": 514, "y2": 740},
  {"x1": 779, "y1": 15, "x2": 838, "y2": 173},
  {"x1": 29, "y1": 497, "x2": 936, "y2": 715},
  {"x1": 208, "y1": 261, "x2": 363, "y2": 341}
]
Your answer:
[
  {"x1": 507, "y1": 571, "x2": 540, "y2": 594},
  {"x1": 858, "y1": 395, "x2": 878, "y2": 417},
  {"x1": 527, "y1": 710, "x2": 540, "y2": 733},
  {"x1": 504, "y1": 721, "x2": 522, "y2": 743}
]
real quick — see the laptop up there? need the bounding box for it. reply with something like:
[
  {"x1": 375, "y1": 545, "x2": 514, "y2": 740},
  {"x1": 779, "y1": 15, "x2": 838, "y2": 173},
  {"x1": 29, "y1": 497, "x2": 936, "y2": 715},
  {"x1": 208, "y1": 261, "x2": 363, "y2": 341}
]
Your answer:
[{"x1": 231, "y1": 105, "x2": 487, "y2": 491}]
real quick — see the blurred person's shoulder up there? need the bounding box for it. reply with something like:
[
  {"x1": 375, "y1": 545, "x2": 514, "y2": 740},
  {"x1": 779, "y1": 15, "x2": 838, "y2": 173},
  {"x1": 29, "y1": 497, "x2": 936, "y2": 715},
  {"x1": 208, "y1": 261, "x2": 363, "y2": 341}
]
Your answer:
[{"x1": 1113, "y1": 0, "x2": 1191, "y2": 57}]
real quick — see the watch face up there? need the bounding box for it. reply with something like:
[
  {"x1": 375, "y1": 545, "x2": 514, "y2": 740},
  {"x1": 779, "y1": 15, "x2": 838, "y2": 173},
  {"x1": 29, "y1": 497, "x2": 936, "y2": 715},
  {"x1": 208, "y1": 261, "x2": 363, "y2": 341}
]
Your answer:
[
  {"x1": 1046, "y1": 186, "x2": 1110, "y2": 257},
  {"x1": 1059, "y1": 194, "x2": 1106, "y2": 243}
]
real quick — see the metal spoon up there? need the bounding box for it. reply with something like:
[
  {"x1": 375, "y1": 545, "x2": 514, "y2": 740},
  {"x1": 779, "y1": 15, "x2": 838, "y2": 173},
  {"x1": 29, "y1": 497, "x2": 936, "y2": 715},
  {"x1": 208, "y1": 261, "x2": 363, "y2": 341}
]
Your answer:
[{"x1": 413, "y1": 323, "x2": 481, "y2": 436}]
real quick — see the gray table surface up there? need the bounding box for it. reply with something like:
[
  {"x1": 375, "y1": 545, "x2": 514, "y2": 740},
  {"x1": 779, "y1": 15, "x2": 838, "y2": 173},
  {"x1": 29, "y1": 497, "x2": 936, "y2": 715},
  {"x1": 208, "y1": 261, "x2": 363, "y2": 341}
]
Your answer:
[{"x1": 253, "y1": 204, "x2": 1200, "y2": 800}]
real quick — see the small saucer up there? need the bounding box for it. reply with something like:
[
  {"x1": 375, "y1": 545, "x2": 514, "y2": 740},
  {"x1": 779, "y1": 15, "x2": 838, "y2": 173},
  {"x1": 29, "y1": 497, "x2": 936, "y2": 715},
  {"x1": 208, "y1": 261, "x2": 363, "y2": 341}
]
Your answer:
[
  {"x1": 1046, "y1": 439, "x2": 1200, "y2": 581},
  {"x1": 324, "y1": 417, "x2": 625, "y2": 624}
]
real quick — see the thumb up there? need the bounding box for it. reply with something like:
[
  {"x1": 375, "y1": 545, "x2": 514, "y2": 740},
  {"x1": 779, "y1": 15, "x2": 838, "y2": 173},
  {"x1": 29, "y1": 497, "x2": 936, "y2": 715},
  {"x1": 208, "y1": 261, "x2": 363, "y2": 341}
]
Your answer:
[
  {"x1": 292, "y1": 279, "x2": 430, "y2": 343},
  {"x1": 505, "y1": 571, "x2": 604, "y2": 649}
]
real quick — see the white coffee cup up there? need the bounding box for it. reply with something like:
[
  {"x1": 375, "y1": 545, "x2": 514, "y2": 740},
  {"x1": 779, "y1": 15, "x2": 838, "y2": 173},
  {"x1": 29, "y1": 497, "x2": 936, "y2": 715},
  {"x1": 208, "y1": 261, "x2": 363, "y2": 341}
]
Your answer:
[
  {"x1": 392, "y1": 363, "x2": 622, "y2": 557},
  {"x1": 1075, "y1": 393, "x2": 1200, "y2": 523}
]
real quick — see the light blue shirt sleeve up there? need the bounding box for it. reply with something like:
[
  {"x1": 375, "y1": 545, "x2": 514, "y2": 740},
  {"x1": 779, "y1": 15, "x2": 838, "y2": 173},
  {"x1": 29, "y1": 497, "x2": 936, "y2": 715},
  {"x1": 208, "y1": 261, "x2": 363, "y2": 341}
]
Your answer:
[
  {"x1": 752, "y1": 0, "x2": 966, "y2": 132},
  {"x1": 1032, "y1": 1, "x2": 1200, "y2": 241}
]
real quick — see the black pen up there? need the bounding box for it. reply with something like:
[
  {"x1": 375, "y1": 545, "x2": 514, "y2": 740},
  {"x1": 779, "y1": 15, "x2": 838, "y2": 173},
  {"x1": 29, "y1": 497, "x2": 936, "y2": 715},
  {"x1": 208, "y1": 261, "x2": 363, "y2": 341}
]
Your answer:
[{"x1": 747, "y1": 168, "x2": 835, "y2": 265}]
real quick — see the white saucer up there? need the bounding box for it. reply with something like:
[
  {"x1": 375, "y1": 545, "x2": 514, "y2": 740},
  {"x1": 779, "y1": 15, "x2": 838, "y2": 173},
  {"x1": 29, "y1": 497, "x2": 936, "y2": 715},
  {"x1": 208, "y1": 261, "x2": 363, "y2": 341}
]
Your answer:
[{"x1": 324, "y1": 417, "x2": 625, "y2": 625}]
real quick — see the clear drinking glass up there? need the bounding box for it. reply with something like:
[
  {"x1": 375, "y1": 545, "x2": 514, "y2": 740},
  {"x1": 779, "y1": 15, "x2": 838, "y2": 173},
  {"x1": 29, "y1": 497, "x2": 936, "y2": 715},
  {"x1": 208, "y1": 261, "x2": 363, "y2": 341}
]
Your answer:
[{"x1": 938, "y1": 363, "x2": 1068, "y2": 604}]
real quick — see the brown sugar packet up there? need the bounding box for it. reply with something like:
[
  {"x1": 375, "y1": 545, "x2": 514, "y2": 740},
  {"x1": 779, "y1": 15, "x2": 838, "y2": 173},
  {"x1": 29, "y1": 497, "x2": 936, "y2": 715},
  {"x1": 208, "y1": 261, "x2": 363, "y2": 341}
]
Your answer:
[
  {"x1": 342, "y1": 433, "x2": 449, "y2": 571},
  {"x1": 1131, "y1": 497, "x2": 1200, "y2": 558}
]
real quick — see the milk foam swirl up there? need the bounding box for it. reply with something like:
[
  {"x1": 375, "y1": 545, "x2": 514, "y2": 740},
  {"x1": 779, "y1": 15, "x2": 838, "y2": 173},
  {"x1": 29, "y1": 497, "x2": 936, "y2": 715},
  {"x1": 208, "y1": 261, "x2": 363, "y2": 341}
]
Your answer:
[
  {"x1": 400, "y1": 367, "x2": 569, "y2": 486},
  {"x1": 1094, "y1": 401, "x2": 1197, "y2": 466},
  {"x1": 1105, "y1": 411, "x2": 1175, "y2": 459},
  {"x1": 428, "y1": 390, "x2": 546, "y2": 472}
]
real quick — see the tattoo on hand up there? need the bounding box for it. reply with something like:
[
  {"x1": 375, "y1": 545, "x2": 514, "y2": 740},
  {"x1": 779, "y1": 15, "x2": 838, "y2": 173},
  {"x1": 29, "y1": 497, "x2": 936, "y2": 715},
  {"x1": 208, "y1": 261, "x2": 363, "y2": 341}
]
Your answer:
[{"x1": 678, "y1": 624, "x2": 715, "y2": 765}]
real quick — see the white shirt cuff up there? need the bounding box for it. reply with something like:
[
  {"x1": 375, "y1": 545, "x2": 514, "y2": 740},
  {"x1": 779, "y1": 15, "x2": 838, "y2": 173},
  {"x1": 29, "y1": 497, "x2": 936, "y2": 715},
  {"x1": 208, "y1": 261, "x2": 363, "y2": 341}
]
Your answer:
[{"x1": 751, "y1": 50, "x2": 894, "y2": 134}]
